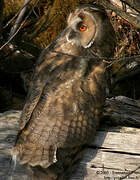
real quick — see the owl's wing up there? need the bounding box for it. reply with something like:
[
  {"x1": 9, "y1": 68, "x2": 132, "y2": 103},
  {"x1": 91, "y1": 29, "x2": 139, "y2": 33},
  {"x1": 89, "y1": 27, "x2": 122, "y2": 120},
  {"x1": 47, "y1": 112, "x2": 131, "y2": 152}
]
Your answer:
[
  {"x1": 19, "y1": 76, "x2": 45, "y2": 130},
  {"x1": 19, "y1": 48, "x2": 50, "y2": 130},
  {"x1": 14, "y1": 79, "x2": 62, "y2": 168},
  {"x1": 14, "y1": 70, "x2": 57, "y2": 167},
  {"x1": 14, "y1": 55, "x2": 105, "y2": 168},
  {"x1": 14, "y1": 51, "x2": 73, "y2": 167}
]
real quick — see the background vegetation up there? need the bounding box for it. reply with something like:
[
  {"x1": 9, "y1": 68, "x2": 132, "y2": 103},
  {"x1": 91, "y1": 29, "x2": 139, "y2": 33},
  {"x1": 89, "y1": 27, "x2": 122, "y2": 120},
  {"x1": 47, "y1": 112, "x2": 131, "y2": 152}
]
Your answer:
[{"x1": 0, "y1": 0, "x2": 140, "y2": 112}]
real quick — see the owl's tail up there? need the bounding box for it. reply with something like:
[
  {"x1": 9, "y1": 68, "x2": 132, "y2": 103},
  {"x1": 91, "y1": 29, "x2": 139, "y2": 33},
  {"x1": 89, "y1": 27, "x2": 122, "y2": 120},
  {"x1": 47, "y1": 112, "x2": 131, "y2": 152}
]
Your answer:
[{"x1": 11, "y1": 142, "x2": 57, "y2": 168}]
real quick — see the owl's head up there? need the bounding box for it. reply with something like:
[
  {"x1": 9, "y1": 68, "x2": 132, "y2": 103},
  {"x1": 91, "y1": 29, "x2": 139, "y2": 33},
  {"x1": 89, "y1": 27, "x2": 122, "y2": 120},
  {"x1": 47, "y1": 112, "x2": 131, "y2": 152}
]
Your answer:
[{"x1": 66, "y1": 4, "x2": 116, "y2": 57}]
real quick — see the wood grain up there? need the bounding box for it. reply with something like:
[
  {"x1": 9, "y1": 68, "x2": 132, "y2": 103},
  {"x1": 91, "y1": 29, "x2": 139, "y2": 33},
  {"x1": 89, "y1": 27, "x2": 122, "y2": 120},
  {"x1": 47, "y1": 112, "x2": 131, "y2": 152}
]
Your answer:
[{"x1": 0, "y1": 96, "x2": 140, "y2": 180}]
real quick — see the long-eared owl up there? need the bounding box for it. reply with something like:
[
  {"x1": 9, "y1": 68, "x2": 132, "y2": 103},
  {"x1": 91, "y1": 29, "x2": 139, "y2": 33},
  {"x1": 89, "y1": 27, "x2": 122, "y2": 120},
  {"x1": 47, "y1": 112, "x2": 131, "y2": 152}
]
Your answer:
[{"x1": 12, "y1": 4, "x2": 116, "y2": 168}]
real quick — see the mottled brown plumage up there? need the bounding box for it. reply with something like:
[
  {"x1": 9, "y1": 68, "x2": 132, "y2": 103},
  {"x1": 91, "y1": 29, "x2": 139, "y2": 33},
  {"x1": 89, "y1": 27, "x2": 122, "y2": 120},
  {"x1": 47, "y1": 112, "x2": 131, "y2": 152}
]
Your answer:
[{"x1": 12, "y1": 4, "x2": 116, "y2": 168}]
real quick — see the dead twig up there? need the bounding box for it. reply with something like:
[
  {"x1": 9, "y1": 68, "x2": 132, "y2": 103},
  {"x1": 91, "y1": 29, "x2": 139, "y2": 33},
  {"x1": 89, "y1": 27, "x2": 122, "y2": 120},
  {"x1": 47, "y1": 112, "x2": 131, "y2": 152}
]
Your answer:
[
  {"x1": 120, "y1": 0, "x2": 140, "y2": 13},
  {"x1": 3, "y1": 0, "x2": 32, "y2": 29},
  {"x1": 100, "y1": 0, "x2": 140, "y2": 29},
  {"x1": 0, "y1": 0, "x2": 40, "y2": 51},
  {"x1": 106, "y1": 55, "x2": 140, "y2": 69},
  {"x1": 8, "y1": 0, "x2": 31, "y2": 40}
]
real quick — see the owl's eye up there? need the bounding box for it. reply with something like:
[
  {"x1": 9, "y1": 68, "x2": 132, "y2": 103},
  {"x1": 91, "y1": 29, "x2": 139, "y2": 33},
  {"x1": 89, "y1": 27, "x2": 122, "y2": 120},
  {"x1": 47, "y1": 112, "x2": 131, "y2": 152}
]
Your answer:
[{"x1": 79, "y1": 24, "x2": 87, "y2": 31}]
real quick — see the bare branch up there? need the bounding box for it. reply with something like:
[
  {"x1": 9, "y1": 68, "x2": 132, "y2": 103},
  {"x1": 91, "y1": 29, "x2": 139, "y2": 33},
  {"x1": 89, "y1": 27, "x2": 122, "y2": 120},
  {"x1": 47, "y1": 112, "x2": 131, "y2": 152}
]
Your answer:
[
  {"x1": 3, "y1": 0, "x2": 33, "y2": 29},
  {"x1": 120, "y1": 0, "x2": 140, "y2": 13},
  {"x1": 106, "y1": 55, "x2": 140, "y2": 68},
  {"x1": 8, "y1": 0, "x2": 32, "y2": 40},
  {"x1": 100, "y1": 0, "x2": 140, "y2": 29},
  {"x1": 28, "y1": 5, "x2": 52, "y2": 40},
  {"x1": 0, "y1": 0, "x2": 40, "y2": 51}
]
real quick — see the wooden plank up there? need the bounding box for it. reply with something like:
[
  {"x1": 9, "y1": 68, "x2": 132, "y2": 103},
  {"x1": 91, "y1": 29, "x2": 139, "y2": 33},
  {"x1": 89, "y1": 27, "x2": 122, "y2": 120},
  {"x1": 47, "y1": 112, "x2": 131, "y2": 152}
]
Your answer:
[
  {"x1": 70, "y1": 129, "x2": 140, "y2": 180},
  {"x1": 91, "y1": 129, "x2": 140, "y2": 154},
  {"x1": 104, "y1": 96, "x2": 140, "y2": 127},
  {"x1": 0, "y1": 111, "x2": 31, "y2": 180},
  {"x1": 70, "y1": 163, "x2": 140, "y2": 180},
  {"x1": 81, "y1": 149, "x2": 140, "y2": 170},
  {"x1": 0, "y1": 96, "x2": 140, "y2": 180}
]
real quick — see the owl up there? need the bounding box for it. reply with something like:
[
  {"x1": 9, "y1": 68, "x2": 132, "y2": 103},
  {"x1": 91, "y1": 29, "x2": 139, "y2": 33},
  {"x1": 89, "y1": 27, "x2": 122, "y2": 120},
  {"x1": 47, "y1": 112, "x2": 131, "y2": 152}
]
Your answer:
[{"x1": 12, "y1": 4, "x2": 116, "y2": 168}]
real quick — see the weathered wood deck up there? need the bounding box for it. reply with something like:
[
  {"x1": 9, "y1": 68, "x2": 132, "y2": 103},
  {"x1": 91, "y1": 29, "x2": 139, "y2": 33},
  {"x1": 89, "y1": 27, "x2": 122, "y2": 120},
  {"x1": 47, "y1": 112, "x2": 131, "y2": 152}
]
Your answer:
[
  {"x1": 0, "y1": 96, "x2": 140, "y2": 180},
  {"x1": 70, "y1": 128, "x2": 140, "y2": 180}
]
